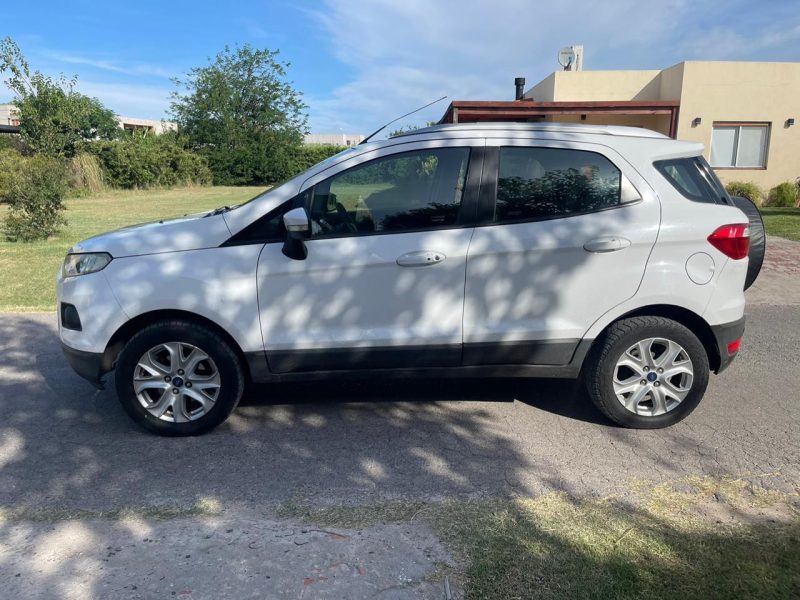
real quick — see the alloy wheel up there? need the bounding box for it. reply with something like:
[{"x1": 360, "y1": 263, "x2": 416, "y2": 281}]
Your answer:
[
  {"x1": 612, "y1": 337, "x2": 694, "y2": 417},
  {"x1": 133, "y1": 342, "x2": 221, "y2": 423}
]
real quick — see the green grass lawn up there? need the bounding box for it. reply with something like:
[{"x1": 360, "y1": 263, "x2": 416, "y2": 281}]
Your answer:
[
  {"x1": 0, "y1": 186, "x2": 265, "y2": 311},
  {"x1": 760, "y1": 207, "x2": 800, "y2": 241},
  {"x1": 282, "y1": 476, "x2": 800, "y2": 599}
]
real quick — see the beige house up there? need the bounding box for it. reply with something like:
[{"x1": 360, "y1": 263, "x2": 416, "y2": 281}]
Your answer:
[
  {"x1": 440, "y1": 61, "x2": 800, "y2": 189},
  {"x1": 0, "y1": 103, "x2": 176, "y2": 136},
  {"x1": 304, "y1": 132, "x2": 365, "y2": 146},
  {"x1": 0, "y1": 103, "x2": 20, "y2": 127},
  {"x1": 116, "y1": 116, "x2": 176, "y2": 135}
]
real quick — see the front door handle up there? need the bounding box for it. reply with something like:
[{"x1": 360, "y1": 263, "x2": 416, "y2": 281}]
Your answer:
[
  {"x1": 396, "y1": 251, "x2": 446, "y2": 267},
  {"x1": 583, "y1": 236, "x2": 631, "y2": 253}
]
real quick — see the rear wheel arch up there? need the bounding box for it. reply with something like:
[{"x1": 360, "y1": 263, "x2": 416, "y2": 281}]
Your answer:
[
  {"x1": 103, "y1": 309, "x2": 251, "y2": 379},
  {"x1": 586, "y1": 304, "x2": 720, "y2": 373}
]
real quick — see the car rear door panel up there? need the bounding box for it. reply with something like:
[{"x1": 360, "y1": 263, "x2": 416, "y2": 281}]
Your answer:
[{"x1": 464, "y1": 140, "x2": 660, "y2": 361}]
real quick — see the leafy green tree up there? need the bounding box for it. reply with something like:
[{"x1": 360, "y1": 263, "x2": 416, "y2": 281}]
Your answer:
[
  {"x1": 0, "y1": 37, "x2": 119, "y2": 157},
  {"x1": 170, "y1": 44, "x2": 307, "y2": 185}
]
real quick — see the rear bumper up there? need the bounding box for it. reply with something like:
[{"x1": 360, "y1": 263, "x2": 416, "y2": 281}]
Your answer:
[
  {"x1": 711, "y1": 316, "x2": 745, "y2": 373},
  {"x1": 61, "y1": 343, "x2": 106, "y2": 389}
]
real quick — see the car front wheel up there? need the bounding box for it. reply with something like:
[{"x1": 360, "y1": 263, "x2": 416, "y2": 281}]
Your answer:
[
  {"x1": 114, "y1": 320, "x2": 245, "y2": 436},
  {"x1": 584, "y1": 316, "x2": 710, "y2": 428}
]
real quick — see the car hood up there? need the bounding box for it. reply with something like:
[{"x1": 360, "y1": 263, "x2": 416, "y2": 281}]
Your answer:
[{"x1": 68, "y1": 213, "x2": 233, "y2": 258}]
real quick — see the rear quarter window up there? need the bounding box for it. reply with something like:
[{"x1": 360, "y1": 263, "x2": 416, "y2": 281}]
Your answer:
[{"x1": 654, "y1": 157, "x2": 728, "y2": 204}]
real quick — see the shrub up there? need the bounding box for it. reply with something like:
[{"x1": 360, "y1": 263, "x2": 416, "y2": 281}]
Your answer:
[
  {"x1": 286, "y1": 144, "x2": 348, "y2": 175},
  {"x1": 725, "y1": 181, "x2": 763, "y2": 205},
  {"x1": 0, "y1": 148, "x2": 26, "y2": 203},
  {"x1": 67, "y1": 153, "x2": 105, "y2": 194},
  {"x1": 3, "y1": 155, "x2": 67, "y2": 241},
  {"x1": 83, "y1": 134, "x2": 212, "y2": 189},
  {"x1": 0, "y1": 134, "x2": 28, "y2": 153},
  {"x1": 767, "y1": 182, "x2": 799, "y2": 208}
]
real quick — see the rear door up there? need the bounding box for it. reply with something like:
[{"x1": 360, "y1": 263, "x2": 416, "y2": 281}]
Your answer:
[{"x1": 463, "y1": 139, "x2": 659, "y2": 365}]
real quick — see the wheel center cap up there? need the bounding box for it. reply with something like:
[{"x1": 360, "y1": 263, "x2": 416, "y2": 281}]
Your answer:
[
  {"x1": 172, "y1": 376, "x2": 185, "y2": 387},
  {"x1": 647, "y1": 372, "x2": 658, "y2": 382}
]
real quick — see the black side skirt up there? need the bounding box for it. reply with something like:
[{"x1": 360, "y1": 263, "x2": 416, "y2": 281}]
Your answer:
[{"x1": 248, "y1": 338, "x2": 591, "y2": 382}]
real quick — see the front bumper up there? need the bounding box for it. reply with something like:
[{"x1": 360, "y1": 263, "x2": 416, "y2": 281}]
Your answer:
[
  {"x1": 61, "y1": 343, "x2": 107, "y2": 389},
  {"x1": 711, "y1": 315, "x2": 745, "y2": 373}
]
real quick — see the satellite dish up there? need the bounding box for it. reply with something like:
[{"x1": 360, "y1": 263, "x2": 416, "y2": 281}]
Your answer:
[{"x1": 558, "y1": 46, "x2": 576, "y2": 70}]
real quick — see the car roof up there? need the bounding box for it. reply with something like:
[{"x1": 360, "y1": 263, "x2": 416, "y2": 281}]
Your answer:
[{"x1": 391, "y1": 121, "x2": 670, "y2": 140}]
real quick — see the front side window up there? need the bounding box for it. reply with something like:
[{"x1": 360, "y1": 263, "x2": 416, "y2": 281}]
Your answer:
[
  {"x1": 494, "y1": 147, "x2": 630, "y2": 223},
  {"x1": 309, "y1": 148, "x2": 470, "y2": 237},
  {"x1": 710, "y1": 123, "x2": 769, "y2": 168}
]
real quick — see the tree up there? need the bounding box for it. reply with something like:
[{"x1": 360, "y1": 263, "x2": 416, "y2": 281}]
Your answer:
[
  {"x1": 0, "y1": 37, "x2": 119, "y2": 157},
  {"x1": 170, "y1": 44, "x2": 308, "y2": 185}
]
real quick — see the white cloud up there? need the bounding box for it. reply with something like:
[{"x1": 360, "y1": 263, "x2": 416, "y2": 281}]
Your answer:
[
  {"x1": 684, "y1": 22, "x2": 800, "y2": 60},
  {"x1": 77, "y1": 81, "x2": 172, "y2": 119},
  {"x1": 306, "y1": 0, "x2": 800, "y2": 133},
  {"x1": 44, "y1": 51, "x2": 174, "y2": 79},
  {"x1": 0, "y1": 77, "x2": 171, "y2": 119}
]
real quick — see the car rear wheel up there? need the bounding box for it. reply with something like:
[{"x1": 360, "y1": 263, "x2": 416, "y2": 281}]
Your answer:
[
  {"x1": 584, "y1": 316, "x2": 709, "y2": 428},
  {"x1": 115, "y1": 320, "x2": 244, "y2": 436}
]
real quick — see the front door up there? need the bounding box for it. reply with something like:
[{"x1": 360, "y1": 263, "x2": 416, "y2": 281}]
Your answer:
[{"x1": 257, "y1": 144, "x2": 482, "y2": 373}]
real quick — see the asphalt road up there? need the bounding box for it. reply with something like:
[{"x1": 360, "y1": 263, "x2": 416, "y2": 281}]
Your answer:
[
  {"x1": 1, "y1": 303, "x2": 798, "y2": 515},
  {"x1": 2, "y1": 252, "x2": 799, "y2": 599}
]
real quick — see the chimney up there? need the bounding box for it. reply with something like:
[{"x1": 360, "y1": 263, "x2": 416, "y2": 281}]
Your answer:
[{"x1": 514, "y1": 77, "x2": 525, "y2": 100}]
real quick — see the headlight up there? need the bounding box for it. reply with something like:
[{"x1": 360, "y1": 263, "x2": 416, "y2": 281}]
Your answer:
[{"x1": 62, "y1": 253, "x2": 113, "y2": 278}]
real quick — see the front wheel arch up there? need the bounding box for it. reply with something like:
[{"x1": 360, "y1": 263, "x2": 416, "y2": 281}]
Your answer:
[{"x1": 103, "y1": 309, "x2": 251, "y2": 381}]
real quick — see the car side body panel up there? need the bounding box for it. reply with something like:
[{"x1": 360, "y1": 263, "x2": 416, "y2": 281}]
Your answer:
[
  {"x1": 464, "y1": 139, "x2": 661, "y2": 355},
  {"x1": 101, "y1": 245, "x2": 264, "y2": 354}
]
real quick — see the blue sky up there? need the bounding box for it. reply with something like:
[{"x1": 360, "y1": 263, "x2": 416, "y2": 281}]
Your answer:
[{"x1": 3, "y1": 0, "x2": 799, "y2": 135}]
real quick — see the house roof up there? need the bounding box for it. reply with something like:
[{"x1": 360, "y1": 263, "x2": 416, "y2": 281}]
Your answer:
[{"x1": 439, "y1": 99, "x2": 680, "y2": 123}]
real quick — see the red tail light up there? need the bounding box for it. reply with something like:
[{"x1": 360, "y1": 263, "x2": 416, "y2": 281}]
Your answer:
[
  {"x1": 727, "y1": 338, "x2": 742, "y2": 355},
  {"x1": 708, "y1": 224, "x2": 750, "y2": 260}
]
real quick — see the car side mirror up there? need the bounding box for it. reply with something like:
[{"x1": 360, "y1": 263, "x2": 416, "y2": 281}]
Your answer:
[{"x1": 282, "y1": 207, "x2": 310, "y2": 260}]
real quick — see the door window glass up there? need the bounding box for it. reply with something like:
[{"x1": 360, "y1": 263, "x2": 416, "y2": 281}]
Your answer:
[
  {"x1": 495, "y1": 147, "x2": 625, "y2": 222},
  {"x1": 309, "y1": 148, "x2": 470, "y2": 237}
]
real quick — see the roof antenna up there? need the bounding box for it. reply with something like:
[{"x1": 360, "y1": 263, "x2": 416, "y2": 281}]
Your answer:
[{"x1": 359, "y1": 96, "x2": 448, "y2": 145}]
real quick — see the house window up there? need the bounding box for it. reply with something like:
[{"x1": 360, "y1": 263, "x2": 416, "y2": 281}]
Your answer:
[{"x1": 710, "y1": 123, "x2": 769, "y2": 168}]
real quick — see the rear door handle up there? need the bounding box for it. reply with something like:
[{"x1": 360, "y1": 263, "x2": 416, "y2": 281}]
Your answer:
[
  {"x1": 396, "y1": 251, "x2": 446, "y2": 267},
  {"x1": 583, "y1": 236, "x2": 631, "y2": 253}
]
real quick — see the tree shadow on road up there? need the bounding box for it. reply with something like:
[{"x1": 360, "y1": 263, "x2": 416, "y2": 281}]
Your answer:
[{"x1": 2, "y1": 312, "x2": 798, "y2": 598}]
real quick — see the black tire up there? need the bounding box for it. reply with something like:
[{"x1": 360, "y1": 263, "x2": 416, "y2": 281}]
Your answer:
[
  {"x1": 583, "y1": 316, "x2": 709, "y2": 429},
  {"x1": 114, "y1": 320, "x2": 245, "y2": 436},
  {"x1": 729, "y1": 195, "x2": 765, "y2": 290}
]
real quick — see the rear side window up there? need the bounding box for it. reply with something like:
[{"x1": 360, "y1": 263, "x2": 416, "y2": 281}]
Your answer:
[
  {"x1": 494, "y1": 147, "x2": 633, "y2": 223},
  {"x1": 655, "y1": 157, "x2": 728, "y2": 204}
]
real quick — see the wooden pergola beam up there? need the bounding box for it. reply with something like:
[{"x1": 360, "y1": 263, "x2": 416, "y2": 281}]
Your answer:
[{"x1": 439, "y1": 99, "x2": 681, "y2": 138}]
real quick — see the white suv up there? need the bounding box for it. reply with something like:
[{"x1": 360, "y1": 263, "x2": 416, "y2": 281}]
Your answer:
[{"x1": 57, "y1": 123, "x2": 755, "y2": 436}]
